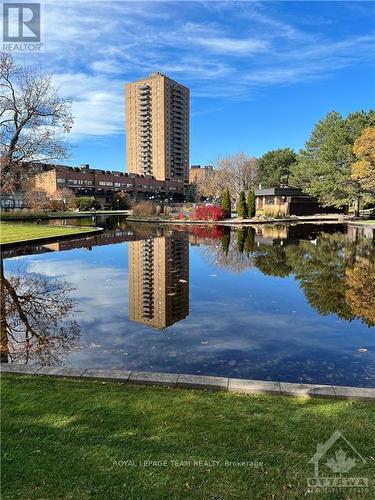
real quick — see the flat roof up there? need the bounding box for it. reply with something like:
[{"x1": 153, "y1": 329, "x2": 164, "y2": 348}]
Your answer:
[
  {"x1": 255, "y1": 187, "x2": 305, "y2": 197},
  {"x1": 126, "y1": 72, "x2": 188, "y2": 90}
]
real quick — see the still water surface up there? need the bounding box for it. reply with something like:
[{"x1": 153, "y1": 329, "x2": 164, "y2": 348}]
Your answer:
[{"x1": 2, "y1": 217, "x2": 374, "y2": 387}]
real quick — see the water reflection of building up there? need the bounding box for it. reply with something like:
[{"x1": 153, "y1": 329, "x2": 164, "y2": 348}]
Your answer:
[
  {"x1": 128, "y1": 233, "x2": 189, "y2": 329},
  {"x1": 254, "y1": 223, "x2": 346, "y2": 246}
]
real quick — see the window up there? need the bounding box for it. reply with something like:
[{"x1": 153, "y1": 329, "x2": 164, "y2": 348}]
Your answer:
[{"x1": 57, "y1": 178, "x2": 65, "y2": 183}]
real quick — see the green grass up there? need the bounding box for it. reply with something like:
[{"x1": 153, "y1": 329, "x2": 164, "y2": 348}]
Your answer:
[
  {"x1": 0, "y1": 222, "x2": 98, "y2": 244},
  {"x1": 2, "y1": 375, "x2": 374, "y2": 499}
]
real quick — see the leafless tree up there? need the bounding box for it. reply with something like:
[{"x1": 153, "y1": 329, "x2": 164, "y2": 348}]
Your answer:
[
  {"x1": 49, "y1": 187, "x2": 76, "y2": 210},
  {"x1": 0, "y1": 53, "x2": 73, "y2": 192},
  {"x1": 23, "y1": 188, "x2": 50, "y2": 210},
  {"x1": 196, "y1": 152, "x2": 258, "y2": 201},
  {"x1": 0, "y1": 260, "x2": 80, "y2": 365}
]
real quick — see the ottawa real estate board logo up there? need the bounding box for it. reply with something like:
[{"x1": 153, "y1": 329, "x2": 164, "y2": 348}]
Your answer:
[
  {"x1": 307, "y1": 430, "x2": 369, "y2": 491},
  {"x1": 2, "y1": 2, "x2": 42, "y2": 51}
]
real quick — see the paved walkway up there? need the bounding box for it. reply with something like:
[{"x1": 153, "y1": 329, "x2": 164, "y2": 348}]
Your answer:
[{"x1": 2, "y1": 365, "x2": 374, "y2": 401}]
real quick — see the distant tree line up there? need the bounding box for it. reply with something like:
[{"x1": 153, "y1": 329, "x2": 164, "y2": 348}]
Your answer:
[{"x1": 192, "y1": 110, "x2": 375, "y2": 214}]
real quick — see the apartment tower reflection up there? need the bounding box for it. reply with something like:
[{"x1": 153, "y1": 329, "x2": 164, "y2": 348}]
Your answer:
[{"x1": 128, "y1": 232, "x2": 189, "y2": 329}]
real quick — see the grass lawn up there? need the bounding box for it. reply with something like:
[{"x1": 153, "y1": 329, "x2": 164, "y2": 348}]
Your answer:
[
  {"x1": 0, "y1": 222, "x2": 98, "y2": 244},
  {"x1": 2, "y1": 375, "x2": 374, "y2": 499}
]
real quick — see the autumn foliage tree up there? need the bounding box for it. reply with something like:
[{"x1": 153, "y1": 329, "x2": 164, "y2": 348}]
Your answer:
[
  {"x1": 346, "y1": 260, "x2": 375, "y2": 326},
  {"x1": 351, "y1": 127, "x2": 375, "y2": 195}
]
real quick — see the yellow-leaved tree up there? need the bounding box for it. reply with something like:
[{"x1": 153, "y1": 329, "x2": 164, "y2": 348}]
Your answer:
[{"x1": 351, "y1": 126, "x2": 375, "y2": 193}]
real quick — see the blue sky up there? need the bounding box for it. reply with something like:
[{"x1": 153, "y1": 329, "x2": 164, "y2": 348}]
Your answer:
[{"x1": 13, "y1": 0, "x2": 375, "y2": 171}]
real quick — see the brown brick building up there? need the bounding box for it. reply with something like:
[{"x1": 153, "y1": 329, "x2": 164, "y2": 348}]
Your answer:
[
  {"x1": 255, "y1": 188, "x2": 347, "y2": 217},
  {"x1": 189, "y1": 164, "x2": 215, "y2": 184},
  {"x1": 33, "y1": 163, "x2": 185, "y2": 207}
]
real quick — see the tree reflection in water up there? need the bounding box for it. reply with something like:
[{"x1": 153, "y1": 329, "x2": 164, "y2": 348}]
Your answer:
[
  {"x1": 199, "y1": 225, "x2": 375, "y2": 327},
  {"x1": 198, "y1": 227, "x2": 256, "y2": 273},
  {"x1": 0, "y1": 259, "x2": 80, "y2": 365}
]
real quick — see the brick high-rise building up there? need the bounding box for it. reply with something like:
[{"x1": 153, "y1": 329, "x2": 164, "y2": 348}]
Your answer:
[{"x1": 125, "y1": 72, "x2": 189, "y2": 186}]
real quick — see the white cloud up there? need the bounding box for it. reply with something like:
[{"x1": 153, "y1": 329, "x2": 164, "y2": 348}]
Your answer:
[
  {"x1": 193, "y1": 36, "x2": 268, "y2": 55},
  {"x1": 53, "y1": 73, "x2": 124, "y2": 139},
  {"x1": 10, "y1": 0, "x2": 374, "y2": 139}
]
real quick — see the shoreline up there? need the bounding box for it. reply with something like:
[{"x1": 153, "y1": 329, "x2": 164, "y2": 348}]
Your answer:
[
  {"x1": 1, "y1": 364, "x2": 374, "y2": 401},
  {"x1": 348, "y1": 220, "x2": 375, "y2": 229},
  {"x1": 126, "y1": 214, "x2": 355, "y2": 226}
]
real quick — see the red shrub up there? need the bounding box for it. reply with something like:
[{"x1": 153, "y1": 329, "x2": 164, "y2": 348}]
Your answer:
[{"x1": 193, "y1": 205, "x2": 225, "y2": 221}]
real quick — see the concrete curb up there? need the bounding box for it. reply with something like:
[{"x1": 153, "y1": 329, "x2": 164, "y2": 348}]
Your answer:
[
  {"x1": 126, "y1": 217, "x2": 352, "y2": 226},
  {"x1": 1, "y1": 365, "x2": 374, "y2": 401},
  {"x1": 348, "y1": 222, "x2": 375, "y2": 230},
  {"x1": 0, "y1": 227, "x2": 103, "y2": 248}
]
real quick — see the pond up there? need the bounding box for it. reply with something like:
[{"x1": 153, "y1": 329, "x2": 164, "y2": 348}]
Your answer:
[{"x1": 2, "y1": 216, "x2": 374, "y2": 387}]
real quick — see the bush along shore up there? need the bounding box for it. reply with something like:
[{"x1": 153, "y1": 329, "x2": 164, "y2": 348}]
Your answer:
[{"x1": 128, "y1": 200, "x2": 355, "y2": 225}]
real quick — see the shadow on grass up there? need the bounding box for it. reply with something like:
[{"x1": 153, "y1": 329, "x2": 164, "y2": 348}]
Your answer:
[{"x1": 2, "y1": 374, "x2": 374, "y2": 499}]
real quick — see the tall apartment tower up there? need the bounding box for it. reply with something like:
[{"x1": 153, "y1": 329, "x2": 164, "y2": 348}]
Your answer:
[
  {"x1": 128, "y1": 233, "x2": 189, "y2": 329},
  {"x1": 125, "y1": 72, "x2": 189, "y2": 184}
]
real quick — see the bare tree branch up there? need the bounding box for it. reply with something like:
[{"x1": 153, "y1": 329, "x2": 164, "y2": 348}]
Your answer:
[
  {"x1": 195, "y1": 152, "x2": 258, "y2": 201},
  {"x1": 0, "y1": 53, "x2": 73, "y2": 192}
]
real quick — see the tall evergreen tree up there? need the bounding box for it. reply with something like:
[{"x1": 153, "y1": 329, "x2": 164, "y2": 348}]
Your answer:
[
  {"x1": 257, "y1": 148, "x2": 296, "y2": 188},
  {"x1": 290, "y1": 110, "x2": 375, "y2": 213},
  {"x1": 186, "y1": 184, "x2": 197, "y2": 202},
  {"x1": 246, "y1": 191, "x2": 256, "y2": 218},
  {"x1": 221, "y1": 188, "x2": 231, "y2": 218},
  {"x1": 237, "y1": 191, "x2": 247, "y2": 218}
]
